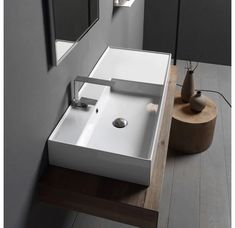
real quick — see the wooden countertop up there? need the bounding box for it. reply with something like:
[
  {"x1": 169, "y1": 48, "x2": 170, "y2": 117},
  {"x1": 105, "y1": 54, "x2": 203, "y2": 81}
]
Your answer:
[{"x1": 38, "y1": 66, "x2": 177, "y2": 228}]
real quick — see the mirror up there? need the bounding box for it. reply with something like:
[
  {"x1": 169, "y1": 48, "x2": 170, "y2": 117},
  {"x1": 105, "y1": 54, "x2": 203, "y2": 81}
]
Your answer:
[{"x1": 48, "y1": 0, "x2": 99, "y2": 65}]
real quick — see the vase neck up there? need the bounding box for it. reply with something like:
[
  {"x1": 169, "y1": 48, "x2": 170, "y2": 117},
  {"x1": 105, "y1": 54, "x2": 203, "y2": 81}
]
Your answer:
[{"x1": 187, "y1": 70, "x2": 194, "y2": 74}]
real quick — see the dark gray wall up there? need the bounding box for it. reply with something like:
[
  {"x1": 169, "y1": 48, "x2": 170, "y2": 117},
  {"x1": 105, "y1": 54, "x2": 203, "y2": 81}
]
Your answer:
[
  {"x1": 177, "y1": 0, "x2": 231, "y2": 65},
  {"x1": 4, "y1": 1, "x2": 145, "y2": 228},
  {"x1": 143, "y1": 0, "x2": 178, "y2": 58},
  {"x1": 143, "y1": 0, "x2": 231, "y2": 65}
]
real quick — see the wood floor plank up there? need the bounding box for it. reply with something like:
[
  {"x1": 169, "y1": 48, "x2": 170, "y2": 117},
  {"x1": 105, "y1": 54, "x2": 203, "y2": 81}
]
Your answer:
[
  {"x1": 167, "y1": 152, "x2": 200, "y2": 228},
  {"x1": 197, "y1": 63, "x2": 230, "y2": 228},
  {"x1": 219, "y1": 97, "x2": 231, "y2": 209},
  {"x1": 216, "y1": 65, "x2": 231, "y2": 207},
  {"x1": 200, "y1": 119, "x2": 230, "y2": 228},
  {"x1": 157, "y1": 153, "x2": 175, "y2": 228},
  {"x1": 216, "y1": 65, "x2": 231, "y2": 103}
]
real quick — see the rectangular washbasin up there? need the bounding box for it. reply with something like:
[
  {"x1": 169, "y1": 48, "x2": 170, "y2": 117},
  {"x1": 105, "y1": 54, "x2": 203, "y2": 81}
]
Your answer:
[{"x1": 48, "y1": 78, "x2": 168, "y2": 186}]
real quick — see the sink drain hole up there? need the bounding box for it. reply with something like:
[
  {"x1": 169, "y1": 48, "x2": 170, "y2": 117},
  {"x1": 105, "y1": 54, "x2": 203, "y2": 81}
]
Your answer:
[{"x1": 112, "y1": 118, "x2": 128, "y2": 128}]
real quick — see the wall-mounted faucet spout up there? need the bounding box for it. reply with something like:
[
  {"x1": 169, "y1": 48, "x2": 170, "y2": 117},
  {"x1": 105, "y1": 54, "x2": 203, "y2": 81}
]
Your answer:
[{"x1": 72, "y1": 76, "x2": 115, "y2": 108}]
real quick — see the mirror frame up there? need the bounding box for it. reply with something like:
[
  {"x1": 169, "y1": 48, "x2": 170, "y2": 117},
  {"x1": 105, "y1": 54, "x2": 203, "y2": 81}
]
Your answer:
[{"x1": 48, "y1": 0, "x2": 100, "y2": 66}]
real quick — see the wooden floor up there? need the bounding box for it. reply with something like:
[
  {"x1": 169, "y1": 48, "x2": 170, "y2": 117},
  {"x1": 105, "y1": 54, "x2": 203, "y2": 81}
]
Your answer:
[{"x1": 30, "y1": 61, "x2": 230, "y2": 228}]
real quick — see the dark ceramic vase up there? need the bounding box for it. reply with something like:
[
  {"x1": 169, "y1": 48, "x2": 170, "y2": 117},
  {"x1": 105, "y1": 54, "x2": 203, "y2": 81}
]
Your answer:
[
  {"x1": 181, "y1": 70, "x2": 195, "y2": 103},
  {"x1": 189, "y1": 91, "x2": 207, "y2": 112}
]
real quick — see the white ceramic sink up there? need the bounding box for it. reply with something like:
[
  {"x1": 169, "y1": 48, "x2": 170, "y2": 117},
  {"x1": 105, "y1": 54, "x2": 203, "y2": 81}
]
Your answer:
[{"x1": 48, "y1": 47, "x2": 171, "y2": 186}]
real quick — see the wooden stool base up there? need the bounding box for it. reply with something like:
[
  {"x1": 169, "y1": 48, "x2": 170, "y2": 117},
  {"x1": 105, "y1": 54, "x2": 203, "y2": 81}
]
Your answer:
[{"x1": 169, "y1": 93, "x2": 217, "y2": 154}]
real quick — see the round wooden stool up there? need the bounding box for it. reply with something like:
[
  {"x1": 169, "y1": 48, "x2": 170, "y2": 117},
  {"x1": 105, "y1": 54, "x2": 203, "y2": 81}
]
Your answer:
[{"x1": 169, "y1": 92, "x2": 217, "y2": 154}]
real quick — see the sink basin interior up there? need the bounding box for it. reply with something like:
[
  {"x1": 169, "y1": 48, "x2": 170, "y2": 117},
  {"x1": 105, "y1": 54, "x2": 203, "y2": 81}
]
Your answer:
[{"x1": 50, "y1": 86, "x2": 161, "y2": 160}]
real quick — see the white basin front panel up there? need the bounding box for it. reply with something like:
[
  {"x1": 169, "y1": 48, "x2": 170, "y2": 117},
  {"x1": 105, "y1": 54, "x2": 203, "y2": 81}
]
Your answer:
[{"x1": 49, "y1": 140, "x2": 151, "y2": 185}]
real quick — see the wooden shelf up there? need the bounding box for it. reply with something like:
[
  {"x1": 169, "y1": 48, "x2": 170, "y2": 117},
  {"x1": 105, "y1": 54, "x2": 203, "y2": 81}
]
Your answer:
[
  {"x1": 114, "y1": 0, "x2": 136, "y2": 7},
  {"x1": 38, "y1": 66, "x2": 177, "y2": 228}
]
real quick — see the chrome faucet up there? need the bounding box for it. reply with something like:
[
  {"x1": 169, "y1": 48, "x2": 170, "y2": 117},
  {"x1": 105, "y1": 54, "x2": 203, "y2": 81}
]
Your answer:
[{"x1": 72, "y1": 76, "x2": 115, "y2": 108}]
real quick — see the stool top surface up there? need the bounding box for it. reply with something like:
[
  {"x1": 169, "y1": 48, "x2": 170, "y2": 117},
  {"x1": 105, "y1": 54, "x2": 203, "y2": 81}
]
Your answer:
[{"x1": 173, "y1": 92, "x2": 217, "y2": 124}]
